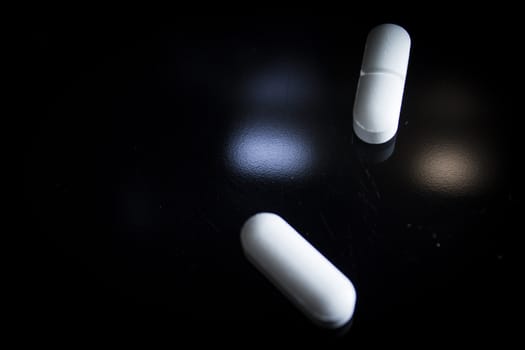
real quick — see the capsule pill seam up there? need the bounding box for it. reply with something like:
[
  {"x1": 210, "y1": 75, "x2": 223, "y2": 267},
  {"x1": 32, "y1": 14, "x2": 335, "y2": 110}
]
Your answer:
[{"x1": 353, "y1": 23, "x2": 411, "y2": 144}]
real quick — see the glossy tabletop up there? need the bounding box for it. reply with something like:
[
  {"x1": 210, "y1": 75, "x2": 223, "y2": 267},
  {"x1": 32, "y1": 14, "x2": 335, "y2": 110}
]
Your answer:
[{"x1": 23, "y1": 15, "x2": 516, "y2": 345}]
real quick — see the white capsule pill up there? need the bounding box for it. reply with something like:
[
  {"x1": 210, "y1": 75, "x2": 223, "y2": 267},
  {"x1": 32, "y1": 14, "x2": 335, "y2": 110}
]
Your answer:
[
  {"x1": 353, "y1": 23, "x2": 411, "y2": 144},
  {"x1": 240, "y1": 212, "x2": 357, "y2": 328}
]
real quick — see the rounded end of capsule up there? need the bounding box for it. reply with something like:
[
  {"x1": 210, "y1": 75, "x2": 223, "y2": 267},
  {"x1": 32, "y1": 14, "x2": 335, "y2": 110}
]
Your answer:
[
  {"x1": 240, "y1": 212, "x2": 281, "y2": 250},
  {"x1": 353, "y1": 118, "x2": 398, "y2": 145},
  {"x1": 314, "y1": 276, "x2": 357, "y2": 329}
]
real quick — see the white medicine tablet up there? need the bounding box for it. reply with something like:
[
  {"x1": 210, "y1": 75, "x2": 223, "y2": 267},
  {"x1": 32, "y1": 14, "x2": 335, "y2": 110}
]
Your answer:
[
  {"x1": 240, "y1": 212, "x2": 357, "y2": 328},
  {"x1": 353, "y1": 23, "x2": 411, "y2": 144}
]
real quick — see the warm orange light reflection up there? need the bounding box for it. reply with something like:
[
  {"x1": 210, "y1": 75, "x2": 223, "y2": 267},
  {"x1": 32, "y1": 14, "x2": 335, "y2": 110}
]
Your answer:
[{"x1": 412, "y1": 142, "x2": 488, "y2": 195}]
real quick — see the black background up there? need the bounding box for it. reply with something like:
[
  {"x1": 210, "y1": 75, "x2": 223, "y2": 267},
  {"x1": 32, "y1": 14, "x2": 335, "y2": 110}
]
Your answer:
[{"x1": 22, "y1": 13, "x2": 516, "y2": 346}]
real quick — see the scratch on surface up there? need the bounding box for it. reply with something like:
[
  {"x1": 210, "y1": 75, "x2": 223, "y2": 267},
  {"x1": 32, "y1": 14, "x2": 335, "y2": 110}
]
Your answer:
[
  {"x1": 364, "y1": 167, "x2": 371, "y2": 179},
  {"x1": 320, "y1": 212, "x2": 336, "y2": 240},
  {"x1": 201, "y1": 215, "x2": 220, "y2": 233}
]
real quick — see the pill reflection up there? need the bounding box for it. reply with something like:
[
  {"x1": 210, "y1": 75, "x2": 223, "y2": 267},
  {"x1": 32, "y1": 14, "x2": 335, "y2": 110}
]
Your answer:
[{"x1": 354, "y1": 135, "x2": 396, "y2": 164}]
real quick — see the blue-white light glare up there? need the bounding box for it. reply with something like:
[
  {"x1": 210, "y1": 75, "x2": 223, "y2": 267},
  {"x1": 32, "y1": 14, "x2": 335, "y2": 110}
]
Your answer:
[{"x1": 227, "y1": 124, "x2": 313, "y2": 180}]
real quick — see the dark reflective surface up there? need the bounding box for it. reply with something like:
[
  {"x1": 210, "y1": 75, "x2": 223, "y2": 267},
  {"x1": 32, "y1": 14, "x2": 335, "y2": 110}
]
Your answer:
[
  {"x1": 22, "y1": 15, "x2": 515, "y2": 345},
  {"x1": 354, "y1": 136, "x2": 397, "y2": 164}
]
